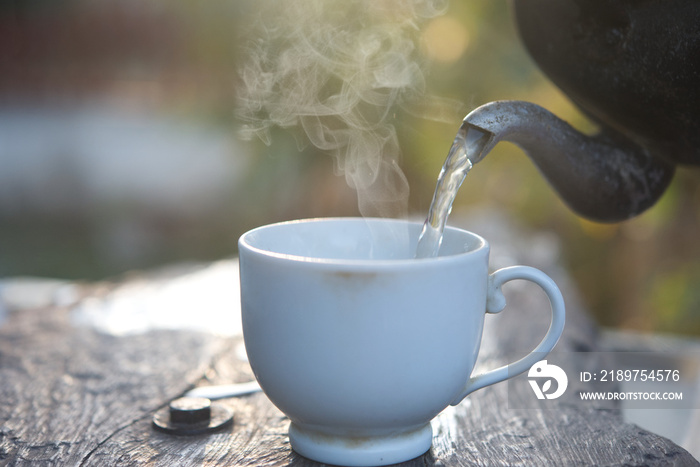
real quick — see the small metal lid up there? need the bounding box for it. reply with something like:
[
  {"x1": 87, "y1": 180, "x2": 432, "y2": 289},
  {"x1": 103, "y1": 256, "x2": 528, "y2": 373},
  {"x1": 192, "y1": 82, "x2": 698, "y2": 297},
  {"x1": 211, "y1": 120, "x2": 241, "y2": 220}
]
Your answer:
[{"x1": 152, "y1": 397, "x2": 233, "y2": 436}]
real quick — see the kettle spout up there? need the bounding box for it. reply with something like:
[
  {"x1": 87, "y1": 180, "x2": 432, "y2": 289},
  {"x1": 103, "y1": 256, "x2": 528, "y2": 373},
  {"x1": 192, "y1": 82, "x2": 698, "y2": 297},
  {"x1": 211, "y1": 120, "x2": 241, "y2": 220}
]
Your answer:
[{"x1": 465, "y1": 101, "x2": 675, "y2": 222}]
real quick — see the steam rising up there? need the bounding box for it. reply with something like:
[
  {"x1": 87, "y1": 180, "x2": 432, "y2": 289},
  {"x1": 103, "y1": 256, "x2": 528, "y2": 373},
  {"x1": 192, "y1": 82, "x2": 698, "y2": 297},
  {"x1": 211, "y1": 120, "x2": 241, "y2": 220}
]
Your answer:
[{"x1": 237, "y1": 0, "x2": 451, "y2": 218}]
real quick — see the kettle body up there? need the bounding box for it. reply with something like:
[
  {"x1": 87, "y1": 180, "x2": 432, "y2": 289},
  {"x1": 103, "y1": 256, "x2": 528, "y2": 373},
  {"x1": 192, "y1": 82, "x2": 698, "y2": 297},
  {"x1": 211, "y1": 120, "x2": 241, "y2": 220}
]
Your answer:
[
  {"x1": 512, "y1": 0, "x2": 700, "y2": 166},
  {"x1": 462, "y1": 1, "x2": 699, "y2": 222}
]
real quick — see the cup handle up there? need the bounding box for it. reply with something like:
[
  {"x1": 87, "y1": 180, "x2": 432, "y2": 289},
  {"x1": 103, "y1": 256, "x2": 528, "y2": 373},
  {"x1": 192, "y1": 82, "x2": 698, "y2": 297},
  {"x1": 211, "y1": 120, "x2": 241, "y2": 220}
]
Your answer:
[{"x1": 450, "y1": 265, "x2": 566, "y2": 405}]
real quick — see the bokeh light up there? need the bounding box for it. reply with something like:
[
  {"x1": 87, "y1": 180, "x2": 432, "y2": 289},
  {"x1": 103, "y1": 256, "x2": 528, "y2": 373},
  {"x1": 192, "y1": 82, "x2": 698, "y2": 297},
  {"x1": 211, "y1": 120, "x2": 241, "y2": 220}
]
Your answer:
[{"x1": 421, "y1": 16, "x2": 470, "y2": 63}]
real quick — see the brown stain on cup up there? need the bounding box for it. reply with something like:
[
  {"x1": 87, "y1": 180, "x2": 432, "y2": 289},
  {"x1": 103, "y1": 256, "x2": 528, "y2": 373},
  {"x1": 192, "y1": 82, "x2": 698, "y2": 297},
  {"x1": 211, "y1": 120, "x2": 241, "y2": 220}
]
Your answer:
[{"x1": 329, "y1": 271, "x2": 378, "y2": 282}]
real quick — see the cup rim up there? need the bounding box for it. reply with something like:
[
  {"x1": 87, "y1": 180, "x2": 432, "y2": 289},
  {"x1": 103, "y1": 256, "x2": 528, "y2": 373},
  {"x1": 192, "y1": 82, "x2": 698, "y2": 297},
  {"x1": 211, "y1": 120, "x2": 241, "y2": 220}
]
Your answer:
[{"x1": 238, "y1": 217, "x2": 488, "y2": 266}]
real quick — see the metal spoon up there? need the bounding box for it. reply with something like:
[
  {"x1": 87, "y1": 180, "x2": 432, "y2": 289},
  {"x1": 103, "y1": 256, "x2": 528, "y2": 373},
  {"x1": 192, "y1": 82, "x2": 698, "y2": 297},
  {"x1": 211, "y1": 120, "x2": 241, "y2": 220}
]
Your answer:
[{"x1": 185, "y1": 381, "x2": 261, "y2": 400}]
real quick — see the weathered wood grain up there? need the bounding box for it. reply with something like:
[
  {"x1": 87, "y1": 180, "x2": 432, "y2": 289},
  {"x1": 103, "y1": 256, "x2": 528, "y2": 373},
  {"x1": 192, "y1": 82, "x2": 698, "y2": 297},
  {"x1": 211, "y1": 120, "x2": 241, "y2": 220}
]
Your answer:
[{"x1": 0, "y1": 299, "x2": 231, "y2": 466}]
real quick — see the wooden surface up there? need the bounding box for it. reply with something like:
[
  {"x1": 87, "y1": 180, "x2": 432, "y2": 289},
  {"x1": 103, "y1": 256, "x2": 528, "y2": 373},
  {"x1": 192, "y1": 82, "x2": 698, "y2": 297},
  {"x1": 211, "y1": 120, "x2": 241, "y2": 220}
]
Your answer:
[{"x1": 0, "y1": 214, "x2": 697, "y2": 466}]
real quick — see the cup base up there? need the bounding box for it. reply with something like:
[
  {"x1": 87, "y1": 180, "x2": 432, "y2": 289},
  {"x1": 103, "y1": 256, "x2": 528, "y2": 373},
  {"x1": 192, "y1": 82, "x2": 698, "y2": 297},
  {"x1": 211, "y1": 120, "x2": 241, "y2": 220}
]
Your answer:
[{"x1": 288, "y1": 422, "x2": 432, "y2": 467}]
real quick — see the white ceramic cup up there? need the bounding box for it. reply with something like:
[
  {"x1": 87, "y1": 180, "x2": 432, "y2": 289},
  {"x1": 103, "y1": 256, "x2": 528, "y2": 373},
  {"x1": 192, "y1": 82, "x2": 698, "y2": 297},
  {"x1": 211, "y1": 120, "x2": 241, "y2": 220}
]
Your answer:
[{"x1": 239, "y1": 218, "x2": 565, "y2": 466}]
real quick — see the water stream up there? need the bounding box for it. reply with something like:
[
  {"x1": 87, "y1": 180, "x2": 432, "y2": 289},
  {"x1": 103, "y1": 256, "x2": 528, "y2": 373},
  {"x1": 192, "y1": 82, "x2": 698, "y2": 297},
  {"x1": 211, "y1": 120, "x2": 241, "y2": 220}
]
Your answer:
[{"x1": 415, "y1": 123, "x2": 491, "y2": 258}]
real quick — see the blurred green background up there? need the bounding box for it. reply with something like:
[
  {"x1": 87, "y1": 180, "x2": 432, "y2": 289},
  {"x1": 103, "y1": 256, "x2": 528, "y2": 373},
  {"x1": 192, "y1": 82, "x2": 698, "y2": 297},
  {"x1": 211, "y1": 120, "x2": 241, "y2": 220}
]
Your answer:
[{"x1": 1, "y1": 0, "x2": 698, "y2": 335}]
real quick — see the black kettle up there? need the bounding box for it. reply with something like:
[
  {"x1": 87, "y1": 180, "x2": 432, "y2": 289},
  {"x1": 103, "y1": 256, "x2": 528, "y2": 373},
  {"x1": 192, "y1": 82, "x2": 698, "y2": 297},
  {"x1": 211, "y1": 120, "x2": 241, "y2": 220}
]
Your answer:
[{"x1": 464, "y1": 0, "x2": 700, "y2": 222}]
